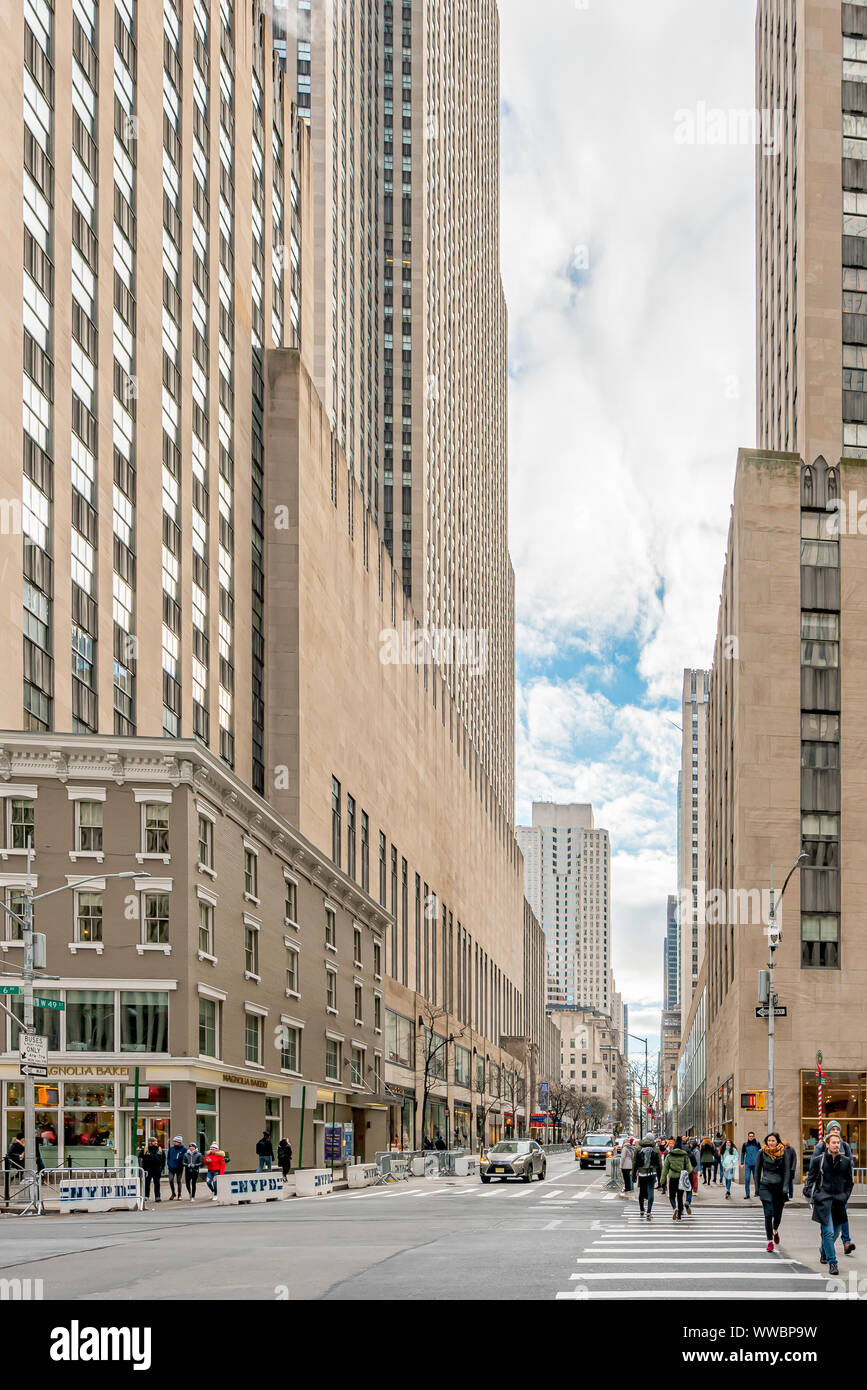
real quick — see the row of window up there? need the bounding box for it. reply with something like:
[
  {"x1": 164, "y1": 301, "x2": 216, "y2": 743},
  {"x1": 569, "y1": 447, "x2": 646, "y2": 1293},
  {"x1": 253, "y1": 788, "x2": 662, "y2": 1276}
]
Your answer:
[{"x1": 198, "y1": 994, "x2": 381, "y2": 1089}]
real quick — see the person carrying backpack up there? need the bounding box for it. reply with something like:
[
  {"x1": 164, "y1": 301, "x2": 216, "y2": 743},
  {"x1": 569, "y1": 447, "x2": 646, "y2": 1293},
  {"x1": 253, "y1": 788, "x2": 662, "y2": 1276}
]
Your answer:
[
  {"x1": 660, "y1": 1137, "x2": 694, "y2": 1221},
  {"x1": 256, "y1": 1130, "x2": 274, "y2": 1172},
  {"x1": 634, "y1": 1133, "x2": 663, "y2": 1221}
]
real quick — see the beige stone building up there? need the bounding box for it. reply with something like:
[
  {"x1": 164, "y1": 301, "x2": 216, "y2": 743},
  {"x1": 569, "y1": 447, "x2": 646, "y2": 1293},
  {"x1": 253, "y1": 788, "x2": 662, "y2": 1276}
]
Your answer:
[
  {"x1": 550, "y1": 1004, "x2": 625, "y2": 1132},
  {"x1": 0, "y1": 733, "x2": 392, "y2": 1168},
  {"x1": 702, "y1": 449, "x2": 867, "y2": 1171},
  {"x1": 0, "y1": 0, "x2": 552, "y2": 1160}
]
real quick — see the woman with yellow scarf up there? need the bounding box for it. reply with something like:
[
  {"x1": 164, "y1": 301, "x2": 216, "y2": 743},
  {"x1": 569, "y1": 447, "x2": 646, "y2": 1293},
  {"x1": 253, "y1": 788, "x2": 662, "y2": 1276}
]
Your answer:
[{"x1": 753, "y1": 1132, "x2": 797, "y2": 1252}]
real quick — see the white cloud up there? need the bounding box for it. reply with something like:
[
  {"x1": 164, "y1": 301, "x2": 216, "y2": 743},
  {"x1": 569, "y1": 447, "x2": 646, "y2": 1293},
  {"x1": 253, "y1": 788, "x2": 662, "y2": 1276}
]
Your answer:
[{"x1": 503, "y1": 1, "x2": 755, "y2": 1019}]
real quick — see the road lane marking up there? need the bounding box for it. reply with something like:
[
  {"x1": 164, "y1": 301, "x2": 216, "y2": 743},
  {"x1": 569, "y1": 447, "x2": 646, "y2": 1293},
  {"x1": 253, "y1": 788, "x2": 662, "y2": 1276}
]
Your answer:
[{"x1": 555, "y1": 1290, "x2": 833, "y2": 1300}]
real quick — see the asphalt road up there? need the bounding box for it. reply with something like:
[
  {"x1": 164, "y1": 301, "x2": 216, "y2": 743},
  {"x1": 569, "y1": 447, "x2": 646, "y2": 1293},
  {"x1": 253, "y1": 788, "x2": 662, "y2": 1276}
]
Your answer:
[{"x1": 0, "y1": 1154, "x2": 836, "y2": 1301}]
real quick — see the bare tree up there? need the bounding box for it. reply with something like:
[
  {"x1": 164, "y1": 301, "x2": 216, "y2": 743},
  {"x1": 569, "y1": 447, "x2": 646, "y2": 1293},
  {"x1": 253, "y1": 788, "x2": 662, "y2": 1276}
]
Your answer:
[
  {"x1": 416, "y1": 1001, "x2": 467, "y2": 1148},
  {"x1": 501, "y1": 1064, "x2": 526, "y2": 1139},
  {"x1": 546, "y1": 1080, "x2": 580, "y2": 1142}
]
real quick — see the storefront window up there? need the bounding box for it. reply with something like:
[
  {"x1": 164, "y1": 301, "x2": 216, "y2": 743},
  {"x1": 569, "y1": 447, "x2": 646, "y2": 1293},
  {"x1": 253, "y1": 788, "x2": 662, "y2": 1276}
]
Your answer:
[
  {"x1": 801, "y1": 1070, "x2": 866, "y2": 1172},
  {"x1": 196, "y1": 1086, "x2": 217, "y2": 1152},
  {"x1": 64, "y1": 1108, "x2": 115, "y2": 1166},
  {"x1": 453, "y1": 1106, "x2": 472, "y2": 1149},
  {"x1": 265, "y1": 1095, "x2": 280, "y2": 1152},
  {"x1": 120, "y1": 991, "x2": 169, "y2": 1052},
  {"x1": 67, "y1": 990, "x2": 115, "y2": 1052},
  {"x1": 426, "y1": 1098, "x2": 446, "y2": 1147}
]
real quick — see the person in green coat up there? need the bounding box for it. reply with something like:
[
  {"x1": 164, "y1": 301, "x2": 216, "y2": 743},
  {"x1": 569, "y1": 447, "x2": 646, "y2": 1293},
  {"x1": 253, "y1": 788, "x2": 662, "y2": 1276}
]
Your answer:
[
  {"x1": 699, "y1": 1137, "x2": 715, "y2": 1185},
  {"x1": 660, "y1": 1137, "x2": 695, "y2": 1221}
]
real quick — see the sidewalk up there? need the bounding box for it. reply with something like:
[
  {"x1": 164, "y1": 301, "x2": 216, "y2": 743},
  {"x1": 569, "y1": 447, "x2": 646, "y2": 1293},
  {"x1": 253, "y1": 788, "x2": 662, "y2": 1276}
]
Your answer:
[{"x1": 622, "y1": 1173, "x2": 867, "y2": 1287}]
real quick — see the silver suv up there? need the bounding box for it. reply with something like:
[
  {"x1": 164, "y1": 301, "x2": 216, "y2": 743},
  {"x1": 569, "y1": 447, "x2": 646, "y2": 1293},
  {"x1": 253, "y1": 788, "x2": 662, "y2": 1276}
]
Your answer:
[{"x1": 480, "y1": 1139, "x2": 546, "y2": 1183}]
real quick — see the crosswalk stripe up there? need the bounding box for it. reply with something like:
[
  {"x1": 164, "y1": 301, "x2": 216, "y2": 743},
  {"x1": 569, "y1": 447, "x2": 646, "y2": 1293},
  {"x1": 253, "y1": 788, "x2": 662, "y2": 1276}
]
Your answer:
[
  {"x1": 556, "y1": 1290, "x2": 832, "y2": 1301},
  {"x1": 575, "y1": 1257, "x2": 802, "y2": 1265},
  {"x1": 569, "y1": 1271, "x2": 826, "y2": 1281}
]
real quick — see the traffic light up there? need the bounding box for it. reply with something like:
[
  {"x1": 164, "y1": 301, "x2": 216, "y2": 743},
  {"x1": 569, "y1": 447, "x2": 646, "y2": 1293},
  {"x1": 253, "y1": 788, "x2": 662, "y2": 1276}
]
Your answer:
[{"x1": 740, "y1": 1090, "x2": 767, "y2": 1111}]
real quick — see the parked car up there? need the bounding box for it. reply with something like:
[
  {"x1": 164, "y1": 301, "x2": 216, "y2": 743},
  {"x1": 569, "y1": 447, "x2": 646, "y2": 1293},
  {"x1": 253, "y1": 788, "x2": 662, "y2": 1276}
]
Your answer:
[
  {"x1": 575, "y1": 1132, "x2": 616, "y2": 1169},
  {"x1": 480, "y1": 1139, "x2": 546, "y2": 1183}
]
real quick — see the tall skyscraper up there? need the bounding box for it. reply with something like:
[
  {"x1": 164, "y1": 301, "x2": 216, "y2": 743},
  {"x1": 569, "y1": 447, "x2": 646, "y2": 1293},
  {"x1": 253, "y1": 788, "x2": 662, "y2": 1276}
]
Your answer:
[
  {"x1": 756, "y1": 0, "x2": 867, "y2": 467},
  {"x1": 663, "y1": 893, "x2": 679, "y2": 1009},
  {"x1": 284, "y1": 0, "x2": 514, "y2": 814},
  {"x1": 679, "y1": 669, "x2": 709, "y2": 1014},
  {"x1": 517, "y1": 803, "x2": 612, "y2": 1014}
]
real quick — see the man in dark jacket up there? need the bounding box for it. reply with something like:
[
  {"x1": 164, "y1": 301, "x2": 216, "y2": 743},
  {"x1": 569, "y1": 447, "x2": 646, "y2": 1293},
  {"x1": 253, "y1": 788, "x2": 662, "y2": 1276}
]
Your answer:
[
  {"x1": 741, "y1": 1131, "x2": 761, "y2": 1198},
  {"x1": 712, "y1": 1131, "x2": 724, "y2": 1184},
  {"x1": 6, "y1": 1134, "x2": 25, "y2": 1171},
  {"x1": 256, "y1": 1130, "x2": 274, "y2": 1172},
  {"x1": 138, "y1": 1137, "x2": 165, "y2": 1203},
  {"x1": 634, "y1": 1134, "x2": 663, "y2": 1220},
  {"x1": 804, "y1": 1129, "x2": 854, "y2": 1276},
  {"x1": 811, "y1": 1123, "x2": 855, "y2": 1253},
  {"x1": 165, "y1": 1135, "x2": 188, "y2": 1200}
]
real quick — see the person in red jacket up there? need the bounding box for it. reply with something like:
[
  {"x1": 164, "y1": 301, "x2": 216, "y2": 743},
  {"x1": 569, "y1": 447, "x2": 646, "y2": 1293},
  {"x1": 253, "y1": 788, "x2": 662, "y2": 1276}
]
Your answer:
[{"x1": 204, "y1": 1142, "x2": 226, "y2": 1200}]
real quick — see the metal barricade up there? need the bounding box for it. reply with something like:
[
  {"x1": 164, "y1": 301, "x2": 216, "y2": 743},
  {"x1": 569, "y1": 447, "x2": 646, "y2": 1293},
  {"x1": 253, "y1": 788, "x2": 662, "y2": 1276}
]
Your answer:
[
  {"x1": 439, "y1": 1148, "x2": 467, "y2": 1177},
  {"x1": 374, "y1": 1152, "x2": 411, "y2": 1184},
  {"x1": 38, "y1": 1164, "x2": 145, "y2": 1213},
  {"x1": 0, "y1": 1165, "x2": 41, "y2": 1215},
  {"x1": 605, "y1": 1156, "x2": 624, "y2": 1190}
]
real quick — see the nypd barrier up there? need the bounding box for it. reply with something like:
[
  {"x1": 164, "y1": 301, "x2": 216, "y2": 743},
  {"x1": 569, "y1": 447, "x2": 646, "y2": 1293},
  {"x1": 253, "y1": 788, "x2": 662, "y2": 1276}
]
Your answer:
[
  {"x1": 215, "y1": 1171, "x2": 289, "y2": 1205},
  {"x1": 294, "y1": 1168, "x2": 334, "y2": 1197},
  {"x1": 346, "y1": 1162, "x2": 380, "y2": 1188},
  {"x1": 37, "y1": 1168, "x2": 145, "y2": 1214}
]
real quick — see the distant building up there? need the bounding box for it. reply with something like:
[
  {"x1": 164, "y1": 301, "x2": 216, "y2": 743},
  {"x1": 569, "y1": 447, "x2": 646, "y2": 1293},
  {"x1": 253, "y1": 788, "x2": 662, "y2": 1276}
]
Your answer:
[{"x1": 517, "y1": 803, "x2": 612, "y2": 1013}]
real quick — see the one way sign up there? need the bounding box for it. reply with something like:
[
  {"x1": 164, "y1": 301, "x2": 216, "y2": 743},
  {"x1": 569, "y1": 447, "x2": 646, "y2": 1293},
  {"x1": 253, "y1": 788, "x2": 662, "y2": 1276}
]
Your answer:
[{"x1": 755, "y1": 1005, "x2": 787, "y2": 1018}]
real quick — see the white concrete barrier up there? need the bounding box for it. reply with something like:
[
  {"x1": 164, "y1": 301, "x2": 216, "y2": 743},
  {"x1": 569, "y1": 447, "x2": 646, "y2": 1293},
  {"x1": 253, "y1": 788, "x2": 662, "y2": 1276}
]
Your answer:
[
  {"x1": 346, "y1": 1163, "x2": 380, "y2": 1189},
  {"x1": 294, "y1": 1168, "x2": 334, "y2": 1198},
  {"x1": 59, "y1": 1175, "x2": 142, "y2": 1213},
  {"x1": 215, "y1": 1171, "x2": 289, "y2": 1205},
  {"x1": 454, "y1": 1156, "x2": 478, "y2": 1177},
  {"x1": 411, "y1": 1155, "x2": 440, "y2": 1177}
]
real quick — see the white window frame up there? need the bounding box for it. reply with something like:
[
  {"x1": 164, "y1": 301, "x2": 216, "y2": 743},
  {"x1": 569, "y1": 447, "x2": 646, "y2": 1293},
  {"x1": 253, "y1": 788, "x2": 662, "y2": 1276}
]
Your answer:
[
  {"x1": 196, "y1": 802, "x2": 216, "y2": 877},
  {"x1": 285, "y1": 939, "x2": 300, "y2": 998},
  {"x1": 324, "y1": 902, "x2": 337, "y2": 951},
  {"x1": 135, "y1": 877, "x2": 173, "y2": 955},
  {"x1": 137, "y1": 795, "x2": 172, "y2": 863},
  {"x1": 0, "y1": 788, "x2": 37, "y2": 857},
  {"x1": 243, "y1": 839, "x2": 260, "y2": 903},
  {"x1": 278, "y1": 1014, "x2": 303, "y2": 1076},
  {"x1": 326, "y1": 963, "x2": 338, "y2": 1014},
  {"x1": 283, "y1": 872, "x2": 299, "y2": 928},
  {"x1": 67, "y1": 786, "x2": 106, "y2": 863},
  {"x1": 244, "y1": 1006, "x2": 266, "y2": 1068},
  {"x1": 197, "y1": 888, "x2": 217, "y2": 964},
  {"x1": 197, "y1": 986, "x2": 224, "y2": 1060},
  {"x1": 244, "y1": 914, "x2": 261, "y2": 981}
]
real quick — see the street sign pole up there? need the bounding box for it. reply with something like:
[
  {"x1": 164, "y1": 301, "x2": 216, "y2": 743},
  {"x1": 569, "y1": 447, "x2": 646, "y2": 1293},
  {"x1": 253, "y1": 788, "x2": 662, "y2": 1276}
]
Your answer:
[{"x1": 768, "y1": 865, "x2": 775, "y2": 1135}]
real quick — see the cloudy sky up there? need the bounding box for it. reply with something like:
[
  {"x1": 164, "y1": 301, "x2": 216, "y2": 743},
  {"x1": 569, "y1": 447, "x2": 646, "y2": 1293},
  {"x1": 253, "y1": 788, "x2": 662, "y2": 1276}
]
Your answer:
[{"x1": 499, "y1": 0, "x2": 757, "y2": 1052}]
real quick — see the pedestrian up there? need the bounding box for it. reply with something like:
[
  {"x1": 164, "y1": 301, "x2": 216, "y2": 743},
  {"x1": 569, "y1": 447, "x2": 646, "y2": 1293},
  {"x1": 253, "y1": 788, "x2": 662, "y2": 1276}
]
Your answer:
[
  {"x1": 721, "y1": 1139, "x2": 738, "y2": 1198},
  {"x1": 811, "y1": 1121, "x2": 856, "y2": 1254},
  {"x1": 660, "y1": 1135, "x2": 694, "y2": 1221},
  {"x1": 138, "y1": 1136, "x2": 166, "y2": 1204},
  {"x1": 804, "y1": 1128, "x2": 854, "y2": 1276},
  {"x1": 204, "y1": 1142, "x2": 226, "y2": 1200},
  {"x1": 182, "y1": 1142, "x2": 203, "y2": 1199},
  {"x1": 435, "y1": 1133, "x2": 447, "y2": 1152},
  {"x1": 7, "y1": 1133, "x2": 25, "y2": 1170},
  {"x1": 754, "y1": 1131, "x2": 795, "y2": 1253},
  {"x1": 166, "y1": 1134, "x2": 188, "y2": 1200},
  {"x1": 700, "y1": 1136, "x2": 715, "y2": 1185},
  {"x1": 740, "y1": 1130, "x2": 761, "y2": 1198},
  {"x1": 277, "y1": 1137, "x2": 293, "y2": 1178},
  {"x1": 256, "y1": 1130, "x2": 274, "y2": 1172},
  {"x1": 685, "y1": 1137, "x2": 700, "y2": 1209},
  {"x1": 635, "y1": 1133, "x2": 662, "y2": 1221},
  {"x1": 713, "y1": 1130, "x2": 724, "y2": 1184},
  {"x1": 619, "y1": 1136, "x2": 635, "y2": 1195}
]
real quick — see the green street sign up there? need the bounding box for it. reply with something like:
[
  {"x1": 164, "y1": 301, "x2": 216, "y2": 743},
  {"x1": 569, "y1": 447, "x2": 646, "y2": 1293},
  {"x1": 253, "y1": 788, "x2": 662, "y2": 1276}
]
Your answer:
[
  {"x1": 0, "y1": 984, "x2": 21, "y2": 994},
  {"x1": 34, "y1": 997, "x2": 64, "y2": 1011}
]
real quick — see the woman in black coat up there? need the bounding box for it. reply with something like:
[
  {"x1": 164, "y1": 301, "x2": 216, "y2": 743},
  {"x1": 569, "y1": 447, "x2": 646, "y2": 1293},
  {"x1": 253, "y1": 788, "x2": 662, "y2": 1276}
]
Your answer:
[
  {"x1": 754, "y1": 1132, "x2": 795, "y2": 1252},
  {"x1": 277, "y1": 1138, "x2": 293, "y2": 1178}
]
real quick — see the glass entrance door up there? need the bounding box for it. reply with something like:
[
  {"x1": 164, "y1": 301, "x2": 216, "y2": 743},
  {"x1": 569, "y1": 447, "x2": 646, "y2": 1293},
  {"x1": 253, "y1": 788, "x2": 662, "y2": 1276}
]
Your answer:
[{"x1": 127, "y1": 1114, "x2": 170, "y2": 1164}]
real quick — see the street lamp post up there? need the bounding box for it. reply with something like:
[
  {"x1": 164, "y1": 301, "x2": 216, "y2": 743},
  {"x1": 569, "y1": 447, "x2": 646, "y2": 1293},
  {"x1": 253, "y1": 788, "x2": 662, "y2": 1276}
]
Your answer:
[
  {"x1": 766, "y1": 853, "x2": 807, "y2": 1134},
  {"x1": 0, "y1": 859, "x2": 145, "y2": 1175}
]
